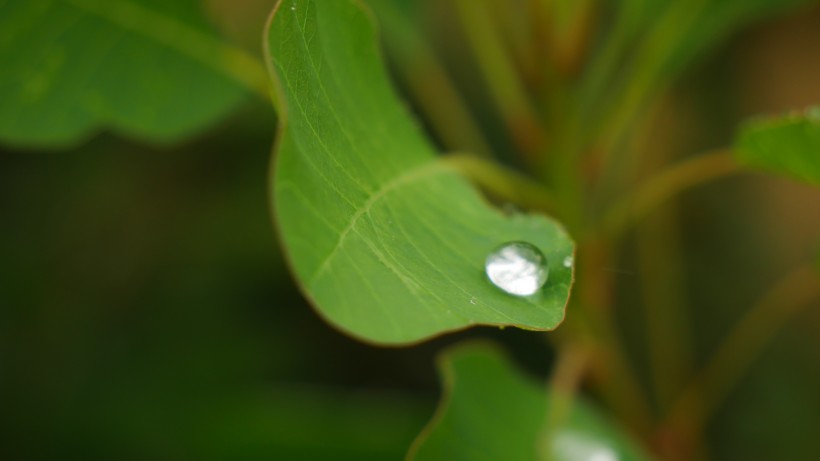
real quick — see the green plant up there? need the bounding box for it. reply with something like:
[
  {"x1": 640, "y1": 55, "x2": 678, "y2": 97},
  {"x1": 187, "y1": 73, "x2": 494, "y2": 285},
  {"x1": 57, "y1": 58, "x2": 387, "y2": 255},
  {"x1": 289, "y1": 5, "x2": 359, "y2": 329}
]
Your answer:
[{"x1": 2, "y1": 0, "x2": 820, "y2": 459}]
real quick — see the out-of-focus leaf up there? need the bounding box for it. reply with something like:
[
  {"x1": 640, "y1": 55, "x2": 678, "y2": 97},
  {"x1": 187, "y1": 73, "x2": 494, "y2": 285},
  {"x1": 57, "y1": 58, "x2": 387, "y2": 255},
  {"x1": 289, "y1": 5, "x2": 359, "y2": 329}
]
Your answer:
[
  {"x1": 265, "y1": 0, "x2": 574, "y2": 344},
  {"x1": 734, "y1": 107, "x2": 820, "y2": 185},
  {"x1": 0, "y1": 0, "x2": 261, "y2": 148},
  {"x1": 408, "y1": 342, "x2": 653, "y2": 461}
]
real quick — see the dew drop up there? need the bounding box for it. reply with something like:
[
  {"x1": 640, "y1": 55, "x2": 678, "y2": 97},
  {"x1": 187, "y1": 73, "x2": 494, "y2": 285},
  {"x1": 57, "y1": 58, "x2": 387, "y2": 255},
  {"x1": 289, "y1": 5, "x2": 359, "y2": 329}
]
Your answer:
[
  {"x1": 551, "y1": 430, "x2": 618, "y2": 461},
  {"x1": 485, "y1": 241, "x2": 548, "y2": 297},
  {"x1": 469, "y1": 297, "x2": 477, "y2": 305},
  {"x1": 563, "y1": 255, "x2": 574, "y2": 268}
]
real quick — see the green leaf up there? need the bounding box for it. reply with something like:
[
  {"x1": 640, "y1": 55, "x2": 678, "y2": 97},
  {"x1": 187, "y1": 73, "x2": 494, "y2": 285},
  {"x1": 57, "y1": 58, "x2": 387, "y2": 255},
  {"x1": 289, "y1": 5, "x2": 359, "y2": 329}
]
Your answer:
[
  {"x1": 0, "y1": 0, "x2": 264, "y2": 148},
  {"x1": 409, "y1": 342, "x2": 653, "y2": 461},
  {"x1": 734, "y1": 107, "x2": 820, "y2": 185},
  {"x1": 265, "y1": 0, "x2": 574, "y2": 344}
]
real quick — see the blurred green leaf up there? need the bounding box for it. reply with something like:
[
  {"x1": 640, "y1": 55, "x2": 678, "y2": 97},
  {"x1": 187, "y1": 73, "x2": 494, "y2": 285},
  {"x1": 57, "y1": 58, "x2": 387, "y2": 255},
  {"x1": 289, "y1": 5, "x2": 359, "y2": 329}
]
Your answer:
[
  {"x1": 265, "y1": 0, "x2": 574, "y2": 344},
  {"x1": 409, "y1": 342, "x2": 653, "y2": 461},
  {"x1": 734, "y1": 107, "x2": 820, "y2": 185},
  {"x1": 0, "y1": 0, "x2": 262, "y2": 148}
]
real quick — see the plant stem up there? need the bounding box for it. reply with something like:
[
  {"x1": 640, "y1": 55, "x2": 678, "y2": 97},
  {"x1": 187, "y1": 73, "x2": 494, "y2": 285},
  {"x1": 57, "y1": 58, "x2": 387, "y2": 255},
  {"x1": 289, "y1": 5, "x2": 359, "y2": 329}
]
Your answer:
[
  {"x1": 453, "y1": 0, "x2": 547, "y2": 163},
  {"x1": 636, "y1": 204, "x2": 694, "y2": 415},
  {"x1": 538, "y1": 342, "x2": 592, "y2": 461},
  {"x1": 575, "y1": 0, "x2": 637, "y2": 123},
  {"x1": 590, "y1": 307, "x2": 655, "y2": 434},
  {"x1": 440, "y1": 154, "x2": 557, "y2": 214},
  {"x1": 547, "y1": 343, "x2": 592, "y2": 423},
  {"x1": 588, "y1": 0, "x2": 707, "y2": 172},
  {"x1": 532, "y1": 0, "x2": 596, "y2": 77},
  {"x1": 371, "y1": 2, "x2": 495, "y2": 158},
  {"x1": 660, "y1": 264, "x2": 820, "y2": 451},
  {"x1": 600, "y1": 150, "x2": 739, "y2": 240},
  {"x1": 488, "y1": 1, "x2": 539, "y2": 89},
  {"x1": 626, "y1": 112, "x2": 697, "y2": 417},
  {"x1": 576, "y1": 240, "x2": 655, "y2": 435}
]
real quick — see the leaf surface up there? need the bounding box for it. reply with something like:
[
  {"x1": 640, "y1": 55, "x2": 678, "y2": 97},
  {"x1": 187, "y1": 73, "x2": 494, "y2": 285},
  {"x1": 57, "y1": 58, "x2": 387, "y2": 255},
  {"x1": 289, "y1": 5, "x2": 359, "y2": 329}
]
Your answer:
[
  {"x1": 0, "y1": 0, "x2": 257, "y2": 147},
  {"x1": 265, "y1": 0, "x2": 574, "y2": 344},
  {"x1": 409, "y1": 342, "x2": 653, "y2": 461},
  {"x1": 735, "y1": 107, "x2": 820, "y2": 185}
]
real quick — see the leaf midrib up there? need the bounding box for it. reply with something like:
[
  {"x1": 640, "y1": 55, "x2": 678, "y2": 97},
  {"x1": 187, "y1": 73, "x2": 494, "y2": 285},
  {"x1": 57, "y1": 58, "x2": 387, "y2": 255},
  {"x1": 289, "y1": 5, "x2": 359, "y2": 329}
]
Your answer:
[{"x1": 307, "y1": 161, "x2": 451, "y2": 285}]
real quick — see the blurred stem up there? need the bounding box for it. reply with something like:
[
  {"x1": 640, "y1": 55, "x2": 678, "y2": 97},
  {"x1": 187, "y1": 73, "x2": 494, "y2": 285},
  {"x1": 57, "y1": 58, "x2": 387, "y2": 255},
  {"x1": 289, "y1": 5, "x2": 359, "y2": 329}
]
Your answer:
[
  {"x1": 628, "y1": 108, "x2": 696, "y2": 418},
  {"x1": 637, "y1": 206, "x2": 695, "y2": 414},
  {"x1": 575, "y1": 240, "x2": 655, "y2": 436},
  {"x1": 588, "y1": 0, "x2": 706, "y2": 170},
  {"x1": 576, "y1": 1, "x2": 637, "y2": 125},
  {"x1": 589, "y1": 306, "x2": 655, "y2": 435},
  {"x1": 661, "y1": 264, "x2": 820, "y2": 447},
  {"x1": 533, "y1": 0, "x2": 597, "y2": 77},
  {"x1": 372, "y1": 2, "x2": 494, "y2": 158},
  {"x1": 453, "y1": 0, "x2": 547, "y2": 164},
  {"x1": 600, "y1": 150, "x2": 739, "y2": 240},
  {"x1": 547, "y1": 343, "x2": 591, "y2": 423},
  {"x1": 539, "y1": 342, "x2": 592, "y2": 461},
  {"x1": 440, "y1": 154, "x2": 556, "y2": 214},
  {"x1": 488, "y1": 2, "x2": 539, "y2": 89},
  {"x1": 67, "y1": 0, "x2": 270, "y2": 99}
]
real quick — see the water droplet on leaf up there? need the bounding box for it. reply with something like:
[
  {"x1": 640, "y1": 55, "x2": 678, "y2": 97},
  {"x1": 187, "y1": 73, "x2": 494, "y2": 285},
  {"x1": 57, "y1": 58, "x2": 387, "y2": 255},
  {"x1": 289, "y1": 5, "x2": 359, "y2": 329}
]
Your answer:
[
  {"x1": 563, "y1": 255, "x2": 574, "y2": 268},
  {"x1": 485, "y1": 241, "x2": 548, "y2": 297}
]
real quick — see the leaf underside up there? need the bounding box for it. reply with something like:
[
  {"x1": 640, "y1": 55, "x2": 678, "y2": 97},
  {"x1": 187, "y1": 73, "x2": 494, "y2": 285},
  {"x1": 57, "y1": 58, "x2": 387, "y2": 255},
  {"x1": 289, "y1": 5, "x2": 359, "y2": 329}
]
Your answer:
[
  {"x1": 735, "y1": 107, "x2": 820, "y2": 186},
  {"x1": 265, "y1": 0, "x2": 574, "y2": 344},
  {"x1": 408, "y1": 342, "x2": 653, "y2": 461},
  {"x1": 0, "y1": 0, "x2": 248, "y2": 148}
]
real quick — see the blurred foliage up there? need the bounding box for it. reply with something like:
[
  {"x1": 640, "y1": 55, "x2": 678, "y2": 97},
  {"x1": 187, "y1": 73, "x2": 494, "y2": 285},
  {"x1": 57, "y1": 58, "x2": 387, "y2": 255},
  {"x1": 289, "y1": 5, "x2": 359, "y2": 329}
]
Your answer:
[
  {"x1": 0, "y1": 0, "x2": 261, "y2": 147},
  {"x1": 0, "y1": 104, "x2": 436, "y2": 459},
  {"x1": 735, "y1": 106, "x2": 820, "y2": 185},
  {"x1": 1, "y1": 0, "x2": 820, "y2": 460}
]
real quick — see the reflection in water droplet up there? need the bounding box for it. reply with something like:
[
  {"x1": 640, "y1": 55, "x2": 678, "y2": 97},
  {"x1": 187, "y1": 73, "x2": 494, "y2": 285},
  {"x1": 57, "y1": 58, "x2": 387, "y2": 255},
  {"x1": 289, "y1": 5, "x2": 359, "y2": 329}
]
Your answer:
[
  {"x1": 485, "y1": 241, "x2": 548, "y2": 297},
  {"x1": 563, "y1": 255, "x2": 574, "y2": 268},
  {"x1": 552, "y1": 430, "x2": 618, "y2": 461}
]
